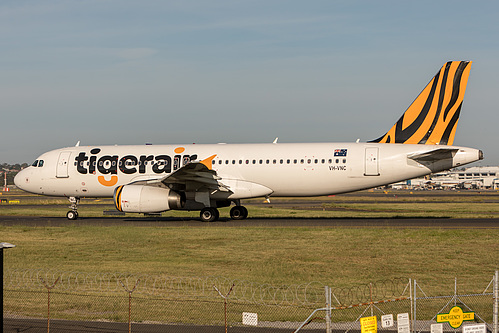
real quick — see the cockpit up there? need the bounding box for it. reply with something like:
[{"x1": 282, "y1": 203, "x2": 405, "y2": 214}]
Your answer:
[{"x1": 31, "y1": 160, "x2": 45, "y2": 167}]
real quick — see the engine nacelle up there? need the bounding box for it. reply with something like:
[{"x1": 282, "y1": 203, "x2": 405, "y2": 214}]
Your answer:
[{"x1": 114, "y1": 185, "x2": 185, "y2": 213}]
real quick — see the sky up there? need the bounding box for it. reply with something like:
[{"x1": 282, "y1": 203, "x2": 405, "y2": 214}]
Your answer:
[{"x1": 1, "y1": 0, "x2": 499, "y2": 165}]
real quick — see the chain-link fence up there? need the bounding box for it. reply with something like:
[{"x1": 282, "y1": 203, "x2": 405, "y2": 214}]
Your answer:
[{"x1": 3, "y1": 269, "x2": 499, "y2": 333}]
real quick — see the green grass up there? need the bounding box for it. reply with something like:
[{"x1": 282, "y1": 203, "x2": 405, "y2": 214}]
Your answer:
[
  {"x1": 2, "y1": 225, "x2": 498, "y2": 292},
  {"x1": 2, "y1": 189, "x2": 499, "y2": 325},
  {"x1": 2, "y1": 189, "x2": 499, "y2": 290}
]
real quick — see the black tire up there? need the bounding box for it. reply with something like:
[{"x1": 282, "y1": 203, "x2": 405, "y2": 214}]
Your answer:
[
  {"x1": 200, "y1": 208, "x2": 219, "y2": 222},
  {"x1": 67, "y1": 211, "x2": 78, "y2": 220},
  {"x1": 230, "y1": 206, "x2": 248, "y2": 220}
]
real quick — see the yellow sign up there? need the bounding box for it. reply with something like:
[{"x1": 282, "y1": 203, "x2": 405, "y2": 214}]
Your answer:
[
  {"x1": 437, "y1": 306, "x2": 474, "y2": 329},
  {"x1": 361, "y1": 316, "x2": 377, "y2": 333}
]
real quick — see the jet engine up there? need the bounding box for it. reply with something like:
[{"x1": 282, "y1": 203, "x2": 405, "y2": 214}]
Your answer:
[{"x1": 114, "y1": 184, "x2": 185, "y2": 213}]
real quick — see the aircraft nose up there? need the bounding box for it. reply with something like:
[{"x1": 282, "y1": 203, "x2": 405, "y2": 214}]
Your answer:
[{"x1": 14, "y1": 168, "x2": 28, "y2": 190}]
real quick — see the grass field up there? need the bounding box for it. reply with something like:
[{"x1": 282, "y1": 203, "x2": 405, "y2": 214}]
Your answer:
[{"x1": 1, "y1": 189, "x2": 499, "y2": 293}]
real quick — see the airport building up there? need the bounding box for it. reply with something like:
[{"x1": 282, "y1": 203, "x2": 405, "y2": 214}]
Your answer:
[{"x1": 391, "y1": 166, "x2": 499, "y2": 190}]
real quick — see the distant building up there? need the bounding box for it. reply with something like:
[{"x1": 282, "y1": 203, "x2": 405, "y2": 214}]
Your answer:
[{"x1": 390, "y1": 166, "x2": 499, "y2": 190}]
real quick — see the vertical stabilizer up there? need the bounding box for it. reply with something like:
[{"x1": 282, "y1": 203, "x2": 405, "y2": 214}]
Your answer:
[{"x1": 370, "y1": 61, "x2": 472, "y2": 145}]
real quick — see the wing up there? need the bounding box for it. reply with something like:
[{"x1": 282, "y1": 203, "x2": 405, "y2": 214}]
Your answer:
[
  {"x1": 129, "y1": 155, "x2": 231, "y2": 193},
  {"x1": 408, "y1": 148, "x2": 459, "y2": 163},
  {"x1": 160, "y1": 160, "x2": 231, "y2": 193}
]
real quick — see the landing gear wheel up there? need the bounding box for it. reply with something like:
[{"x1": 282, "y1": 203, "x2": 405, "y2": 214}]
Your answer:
[
  {"x1": 200, "y1": 207, "x2": 219, "y2": 222},
  {"x1": 67, "y1": 210, "x2": 78, "y2": 220},
  {"x1": 230, "y1": 206, "x2": 248, "y2": 220},
  {"x1": 67, "y1": 197, "x2": 80, "y2": 220}
]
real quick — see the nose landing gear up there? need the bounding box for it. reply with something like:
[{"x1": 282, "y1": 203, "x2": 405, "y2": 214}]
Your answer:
[{"x1": 67, "y1": 197, "x2": 80, "y2": 220}]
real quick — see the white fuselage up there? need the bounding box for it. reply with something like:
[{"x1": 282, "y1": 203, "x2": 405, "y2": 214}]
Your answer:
[{"x1": 14, "y1": 142, "x2": 481, "y2": 200}]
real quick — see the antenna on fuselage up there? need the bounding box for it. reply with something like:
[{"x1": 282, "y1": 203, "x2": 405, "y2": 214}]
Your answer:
[
  {"x1": 273, "y1": 138, "x2": 278, "y2": 144},
  {"x1": 75, "y1": 141, "x2": 80, "y2": 147}
]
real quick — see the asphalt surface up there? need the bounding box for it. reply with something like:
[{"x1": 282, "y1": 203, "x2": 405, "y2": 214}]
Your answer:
[
  {"x1": 1, "y1": 215, "x2": 499, "y2": 228},
  {"x1": 4, "y1": 318, "x2": 308, "y2": 333}
]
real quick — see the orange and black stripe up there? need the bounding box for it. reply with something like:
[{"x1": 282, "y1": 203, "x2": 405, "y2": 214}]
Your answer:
[
  {"x1": 113, "y1": 185, "x2": 124, "y2": 211},
  {"x1": 370, "y1": 61, "x2": 472, "y2": 145}
]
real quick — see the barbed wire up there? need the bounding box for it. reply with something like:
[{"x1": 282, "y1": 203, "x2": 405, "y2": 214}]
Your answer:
[{"x1": 4, "y1": 269, "x2": 409, "y2": 307}]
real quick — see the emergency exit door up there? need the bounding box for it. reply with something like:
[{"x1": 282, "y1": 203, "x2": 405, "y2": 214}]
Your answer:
[{"x1": 364, "y1": 147, "x2": 380, "y2": 176}]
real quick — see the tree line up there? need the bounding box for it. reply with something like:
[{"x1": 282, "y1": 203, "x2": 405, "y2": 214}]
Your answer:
[{"x1": 1, "y1": 163, "x2": 30, "y2": 186}]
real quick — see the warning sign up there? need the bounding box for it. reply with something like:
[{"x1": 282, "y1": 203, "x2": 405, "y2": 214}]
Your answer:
[
  {"x1": 437, "y1": 306, "x2": 474, "y2": 329},
  {"x1": 361, "y1": 316, "x2": 377, "y2": 333}
]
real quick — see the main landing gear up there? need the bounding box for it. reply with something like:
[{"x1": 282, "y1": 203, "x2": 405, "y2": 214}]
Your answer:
[
  {"x1": 200, "y1": 207, "x2": 219, "y2": 222},
  {"x1": 199, "y1": 204, "x2": 249, "y2": 222},
  {"x1": 67, "y1": 197, "x2": 80, "y2": 220},
  {"x1": 229, "y1": 205, "x2": 248, "y2": 220}
]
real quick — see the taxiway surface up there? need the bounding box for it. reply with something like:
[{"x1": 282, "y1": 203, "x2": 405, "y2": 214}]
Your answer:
[{"x1": 1, "y1": 215, "x2": 498, "y2": 228}]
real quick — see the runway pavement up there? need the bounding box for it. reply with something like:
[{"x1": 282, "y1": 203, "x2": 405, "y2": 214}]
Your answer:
[{"x1": 1, "y1": 215, "x2": 498, "y2": 228}]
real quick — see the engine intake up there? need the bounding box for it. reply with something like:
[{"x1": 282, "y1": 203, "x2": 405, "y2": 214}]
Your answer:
[{"x1": 114, "y1": 185, "x2": 185, "y2": 213}]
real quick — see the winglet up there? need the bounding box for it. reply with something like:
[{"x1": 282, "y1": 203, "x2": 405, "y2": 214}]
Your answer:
[
  {"x1": 370, "y1": 61, "x2": 472, "y2": 145},
  {"x1": 200, "y1": 154, "x2": 217, "y2": 170}
]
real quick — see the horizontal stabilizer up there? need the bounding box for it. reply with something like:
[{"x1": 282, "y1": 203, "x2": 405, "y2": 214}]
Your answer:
[
  {"x1": 408, "y1": 148, "x2": 459, "y2": 162},
  {"x1": 370, "y1": 61, "x2": 472, "y2": 145}
]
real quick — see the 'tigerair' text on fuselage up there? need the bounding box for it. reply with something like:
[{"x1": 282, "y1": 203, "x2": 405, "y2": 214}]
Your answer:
[{"x1": 75, "y1": 148, "x2": 197, "y2": 176}]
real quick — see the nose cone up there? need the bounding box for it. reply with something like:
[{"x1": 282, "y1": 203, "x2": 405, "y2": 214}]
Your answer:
[{"x1": 14, "y1": 168, "x2": 28, "y2": 191}]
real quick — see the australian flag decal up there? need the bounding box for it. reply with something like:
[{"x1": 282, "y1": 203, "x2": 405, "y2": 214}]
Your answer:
[{"x1": 334, "y1": 149, "x2": 348, "y2": 157}]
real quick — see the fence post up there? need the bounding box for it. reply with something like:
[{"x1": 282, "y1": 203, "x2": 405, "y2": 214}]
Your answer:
[
  {"x1": 413, "y1": 279, "x2": 417, "y2": 333},
  {"x1": 214, "y1": 283, "x2": 235, "y2": 333},
  {"x1": 119, "y1": 278, "x2": 140, "y2": 333},
  {"x1": 409, "y1": 279, "x2": 414, "y2": 333},
  {"x1": 494, "y1": 270, "x2": 498, "y2": 333},
  {"x1": 40, "y1": 276, "x2": 60, "y2": 333},
  {"x1": 325, "y1": 286, "x2": 332, "y2": 333}
]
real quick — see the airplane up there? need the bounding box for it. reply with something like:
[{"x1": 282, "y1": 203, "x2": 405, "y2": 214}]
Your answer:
[{"x1": 14, "y1": 61, "x2": 483, "y2": 222}]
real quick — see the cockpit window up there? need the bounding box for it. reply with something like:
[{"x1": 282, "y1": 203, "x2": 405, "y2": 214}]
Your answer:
[{"x1": 31, "y1": 160, "x2": 44, "y2": 167}]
